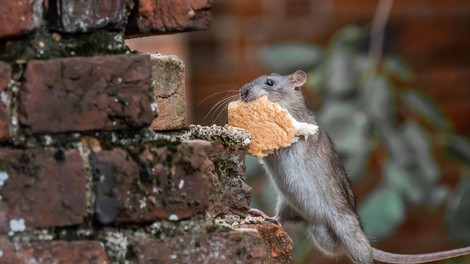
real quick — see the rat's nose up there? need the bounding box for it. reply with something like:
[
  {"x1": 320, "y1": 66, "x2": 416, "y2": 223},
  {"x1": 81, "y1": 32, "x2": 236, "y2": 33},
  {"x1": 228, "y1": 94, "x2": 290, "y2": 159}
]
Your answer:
[{"x1": 240, "y1": 85, "x2": 250, "y2": 101}]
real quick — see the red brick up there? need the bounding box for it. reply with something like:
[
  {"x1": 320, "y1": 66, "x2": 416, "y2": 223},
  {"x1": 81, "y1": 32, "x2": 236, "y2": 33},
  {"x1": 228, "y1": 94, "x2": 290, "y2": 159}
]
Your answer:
[
  {"x1": 90, "y1": 148, "x2": 137, "y2": 224},
  {"x1": 89, "y1": 140, "x2": 211, "y2": 224},
  {"x1": 0, "y1": 148, "x2": 86, "y2": 232},
  {"x1": 46, "y1": 0, "x2": 128, "y2": 33},
  {"x1": 238, "y1": 219, "x2": 294, "y2": 264},
  {"x1": 0, "y1": 62, "x2": 11, "y2": 141},
  {"x1": 215, "y1": 0, "x2": 263, "y2": 17},
  {"x1": 286, "y1": 0, "x2": 313, "y2": 16},
  {"x1": 126, "y1": 0, "x2": 213, "y2": 37},
  {"x1": 19, "y1": 54, "x2": 155, "y2": 135},
  {"x1": 129, "y1": 230, "x2": 267, "y2": 263},
  {"x1": 207, "y1": 142, "x2": 252, "y2": 216},
  {"x1": 0, "y1": 0, "x2": 43, "y2": 39},
  {"x1": 0, "y1": 241, "x2": 110, "y2": 263},
  {"x1": 150, "y1": 54, "x2": 186, "y2": 131}
]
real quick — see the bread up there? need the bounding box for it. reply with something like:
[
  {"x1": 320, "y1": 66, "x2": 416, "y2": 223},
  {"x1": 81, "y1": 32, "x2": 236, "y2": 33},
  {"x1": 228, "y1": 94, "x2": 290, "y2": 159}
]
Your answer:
[{"x1": 227, "y1": 96, "x2": 318, "y2": 158}]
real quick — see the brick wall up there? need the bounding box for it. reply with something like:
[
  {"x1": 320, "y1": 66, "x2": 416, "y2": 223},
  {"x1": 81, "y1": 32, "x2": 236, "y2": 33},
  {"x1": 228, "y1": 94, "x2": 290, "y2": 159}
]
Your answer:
[{"x1": 0, "y1": 1, "x2": 293, "y2": 263}]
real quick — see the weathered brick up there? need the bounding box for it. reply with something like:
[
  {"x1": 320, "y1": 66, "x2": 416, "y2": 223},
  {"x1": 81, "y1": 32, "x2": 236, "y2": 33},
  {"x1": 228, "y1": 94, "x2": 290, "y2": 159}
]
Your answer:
[
  {"x1": 0, "y1": 148, "x2": 86, "y2": 232},
  {"x1": 90, "y1": 148, "x2": 138, "y2": 224},
  {"x1": 19, "y1": 54, "x2": 155, "y2": 135},
  {"x1": 182, "y1": 125, "x2": 252, "y2": 215},
  {"x1": 150, "y1": 54, "x2": 186, "y2": 131},
  {"x1": 126, "y1": 0, "x2": 213, "y2": 37},
  {"x1": 90, "y1": 140, "x2": 211, "y2": 224},
  {"x1": 238, "y1": 219, "x2": 294, "y2": 264},
  {"x1": 0, "y1": 241, "x2": 110, "y2": 263},
  {"x1": 207, "y1": 142, "x2": 252, "y2": 216},
  {"x1": 0, "y1": 62, "x2": 11, "y2": 141},
  {"x1": 129, "y1": 230, "x2": 267, "y2": 263},
  {"x1": 0, "y1": 0, "x2": 43, "y2": 39},
  {"x1": 46, "y1": 0, "x2": 129, "y2": 33}
]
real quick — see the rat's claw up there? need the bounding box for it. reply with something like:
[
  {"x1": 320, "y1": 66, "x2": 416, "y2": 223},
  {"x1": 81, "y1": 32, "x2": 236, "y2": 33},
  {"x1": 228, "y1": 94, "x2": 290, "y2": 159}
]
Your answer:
[
  {"x1": 248, "y1": 208, "x2": 270, "y2": 218},
  {"x1": 248, "y1": 208, "x2": 282, "y2": 226}
]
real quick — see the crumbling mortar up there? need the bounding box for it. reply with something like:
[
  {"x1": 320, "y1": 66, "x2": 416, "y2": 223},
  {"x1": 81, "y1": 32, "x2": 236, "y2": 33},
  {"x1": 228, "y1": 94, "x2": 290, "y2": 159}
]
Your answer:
[
  {"x1": 74, "y1": 140, "x2": 96, "y2": 215},
  {"x1": 6, "y1": 80, "x2": 20, "y2": 144},
  {"x1": 180, "y1": 124, "x2": 251, "y2": 150}
]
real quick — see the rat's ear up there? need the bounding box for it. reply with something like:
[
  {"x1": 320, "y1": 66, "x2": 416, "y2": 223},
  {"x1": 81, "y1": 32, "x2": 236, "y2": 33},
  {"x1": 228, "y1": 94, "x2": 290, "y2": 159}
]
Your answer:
[{"x1": 288, "y1": 70, "x2": 307, "y2": 90}]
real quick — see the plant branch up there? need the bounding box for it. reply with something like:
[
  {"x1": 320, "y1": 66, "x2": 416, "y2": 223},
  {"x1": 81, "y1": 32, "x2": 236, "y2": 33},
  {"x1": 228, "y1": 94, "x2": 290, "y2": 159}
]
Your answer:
[{"x1": 369, "y1": 0, "x2": 394, "y2": 74}]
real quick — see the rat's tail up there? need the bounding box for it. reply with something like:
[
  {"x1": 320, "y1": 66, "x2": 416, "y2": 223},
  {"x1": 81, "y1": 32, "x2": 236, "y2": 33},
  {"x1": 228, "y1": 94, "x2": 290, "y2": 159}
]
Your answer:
[{"x1": 373, "y1": 247, "x2": 470, "y2": 263}]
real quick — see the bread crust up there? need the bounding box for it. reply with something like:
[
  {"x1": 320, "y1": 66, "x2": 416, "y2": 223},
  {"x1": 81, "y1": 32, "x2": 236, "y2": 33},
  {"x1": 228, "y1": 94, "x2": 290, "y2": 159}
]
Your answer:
[{"x1": 228, "y1": 96, "x2": 317, "y2": 157}]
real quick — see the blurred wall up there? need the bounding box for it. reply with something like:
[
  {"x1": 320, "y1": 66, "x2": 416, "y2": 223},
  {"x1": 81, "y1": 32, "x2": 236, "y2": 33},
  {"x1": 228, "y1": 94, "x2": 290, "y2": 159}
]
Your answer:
[
  {"x1": 188, "y1": 0, "x2": 470, "y2": 137},
  {"x1": 186, "y1": 1, "x2": 470, "y2": 263}
]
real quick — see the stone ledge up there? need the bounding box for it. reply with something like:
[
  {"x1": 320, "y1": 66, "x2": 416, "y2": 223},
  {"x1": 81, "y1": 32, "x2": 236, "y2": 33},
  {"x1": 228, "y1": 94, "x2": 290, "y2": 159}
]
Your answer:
[
  {"x1": 237, "y1": 217, "x2": 294, "y2": 264},
  {"x1": 182, "y1": 124, "x2": 251, "y2": 150}
]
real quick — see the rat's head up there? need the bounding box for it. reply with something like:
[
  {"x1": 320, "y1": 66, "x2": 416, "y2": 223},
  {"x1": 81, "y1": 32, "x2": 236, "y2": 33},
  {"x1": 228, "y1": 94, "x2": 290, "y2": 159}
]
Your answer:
[{"x1": 239, "y1": 70, "x2": 307, "y2": 108}]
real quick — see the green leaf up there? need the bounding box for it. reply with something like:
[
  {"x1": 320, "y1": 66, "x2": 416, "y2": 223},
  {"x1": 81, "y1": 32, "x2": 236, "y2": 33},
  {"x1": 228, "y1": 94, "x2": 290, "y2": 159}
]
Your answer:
[
  {"x1": 446, "y1": 135, "x2": 470, "y2": 165},
  {"x1": 354, "y1": 53, "x2": 374, "y2": 74},
  {"x1": 401, "y1": 90, "x2": 451, "y2": 131},
  {"x1": 361, "y1": 75, "x2": 394, "y2": 123},
  {"x1": 384, "y1": 160, "x2": 424, "y2": 204},
  {"x1": 306, "y1": 66, "x2": 324, "y2": 92},
  {"x1": 446, "y1": 176, "x2": 470, "y2": 245},
  {"x1": 383, "y1": 55, "x2": 415, "y2": 82},
  {"x1": 319, "y1": 102, "x2": 371, "y2": 181},
  {"x1": 344, "y1": 151, "x2": 371, "y2": 182},
  {"x1": 380, "y1": 126, "x2": 414, "y2": 168},
  {"x1": 402, "y1": 122, "x2": 440, "y2": 184},
  {"x1": 359, "y1": 187, "x2": 405, "y2": 240},
  {"x1": 319, "y1": 101, "x2": 369, "y2": 155},
  {"x1": 402, "y1": 121, "x2": 430, "y2": 156},
  {"x1": 323, "y1": 48, "x2": 359, "y2": 96},
  {"x1": 424, "y1": 185, "x2": 449, "y2": 210},
  {"x1": 329, "y1": 25, "x2": 361, "y2": 50},
  {"x1": 259, "y1": 42, "x2": 322, "y2": 74}
]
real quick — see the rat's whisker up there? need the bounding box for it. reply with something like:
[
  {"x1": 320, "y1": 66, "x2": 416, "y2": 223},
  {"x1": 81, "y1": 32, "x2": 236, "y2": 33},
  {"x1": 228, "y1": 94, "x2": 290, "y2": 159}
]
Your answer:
[
  {"x1": 210, "y1": 94, "x2": 239, "y2": 123},
  {"x1": 204, "y1": 94, "x2": 238, "y2": 121},
  {"x1": 195, "y1": 90, "x2": 238, "y2": 107},
  {"x1": 204, "y1": 95, "x2": 235, "y2": 120},
  {"x1": 212, "y1": 94, "x2": 239, "y2": 116},
  {"x1": 209, "y1": 94, "x2": 237, "y2": 114}
]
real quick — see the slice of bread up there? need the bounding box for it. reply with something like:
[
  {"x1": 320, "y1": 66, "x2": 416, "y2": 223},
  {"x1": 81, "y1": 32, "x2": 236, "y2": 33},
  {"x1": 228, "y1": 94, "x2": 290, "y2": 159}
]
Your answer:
[{"x1": 227, "y1": 96, "x2": 318, "y2": 158}]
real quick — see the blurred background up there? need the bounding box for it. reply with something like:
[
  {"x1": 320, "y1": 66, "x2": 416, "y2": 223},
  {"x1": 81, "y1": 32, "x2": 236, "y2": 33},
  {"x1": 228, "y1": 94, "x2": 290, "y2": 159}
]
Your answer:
[{"x1": 127, "y1": 0, "x2": 470, "y2": 263}]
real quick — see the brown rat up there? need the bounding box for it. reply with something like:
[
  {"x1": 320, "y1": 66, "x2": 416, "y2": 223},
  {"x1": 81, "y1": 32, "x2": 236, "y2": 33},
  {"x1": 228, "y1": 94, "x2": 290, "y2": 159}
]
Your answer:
[{"x1": 239, "y1": 70, "x2": 470, "y2": 264}]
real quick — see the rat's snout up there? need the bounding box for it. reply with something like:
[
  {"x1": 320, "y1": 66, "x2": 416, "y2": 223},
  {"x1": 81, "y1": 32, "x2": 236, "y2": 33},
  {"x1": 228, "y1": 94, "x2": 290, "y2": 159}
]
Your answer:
[
  {"x1": 240, "y1": 84, "x2": 251, "y2": 102},
  {"x1": 240, "y1": 83, "x2": 266, "y2": 102}
]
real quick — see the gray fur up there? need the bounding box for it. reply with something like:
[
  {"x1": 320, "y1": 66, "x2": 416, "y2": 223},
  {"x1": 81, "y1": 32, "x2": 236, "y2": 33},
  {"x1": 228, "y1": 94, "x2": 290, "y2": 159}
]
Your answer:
[{"x1": 240, "y1": 70, "x2": 470, "y2": 264}]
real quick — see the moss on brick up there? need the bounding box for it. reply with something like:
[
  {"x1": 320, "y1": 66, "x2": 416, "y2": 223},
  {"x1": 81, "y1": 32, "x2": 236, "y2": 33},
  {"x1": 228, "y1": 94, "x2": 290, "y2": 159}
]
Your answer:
[
  {"x1": 181, "y1": 124, "x2": 251, "y2": 150},
  {"x1": 0, "y1": 30, "x2": 129, "y2": 79}
]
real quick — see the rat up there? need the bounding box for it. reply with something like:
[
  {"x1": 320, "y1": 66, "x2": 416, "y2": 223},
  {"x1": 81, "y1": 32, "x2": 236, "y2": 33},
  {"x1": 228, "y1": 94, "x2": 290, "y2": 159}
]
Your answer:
[{"x1": 239, "y1": 70, "x2": 470, "y2": 264}]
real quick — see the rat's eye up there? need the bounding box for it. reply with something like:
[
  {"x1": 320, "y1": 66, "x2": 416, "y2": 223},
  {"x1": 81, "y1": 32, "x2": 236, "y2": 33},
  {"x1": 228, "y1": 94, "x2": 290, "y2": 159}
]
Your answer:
[{"x1": 265, "y1": 79, "x2": 274, "y2": 86}]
